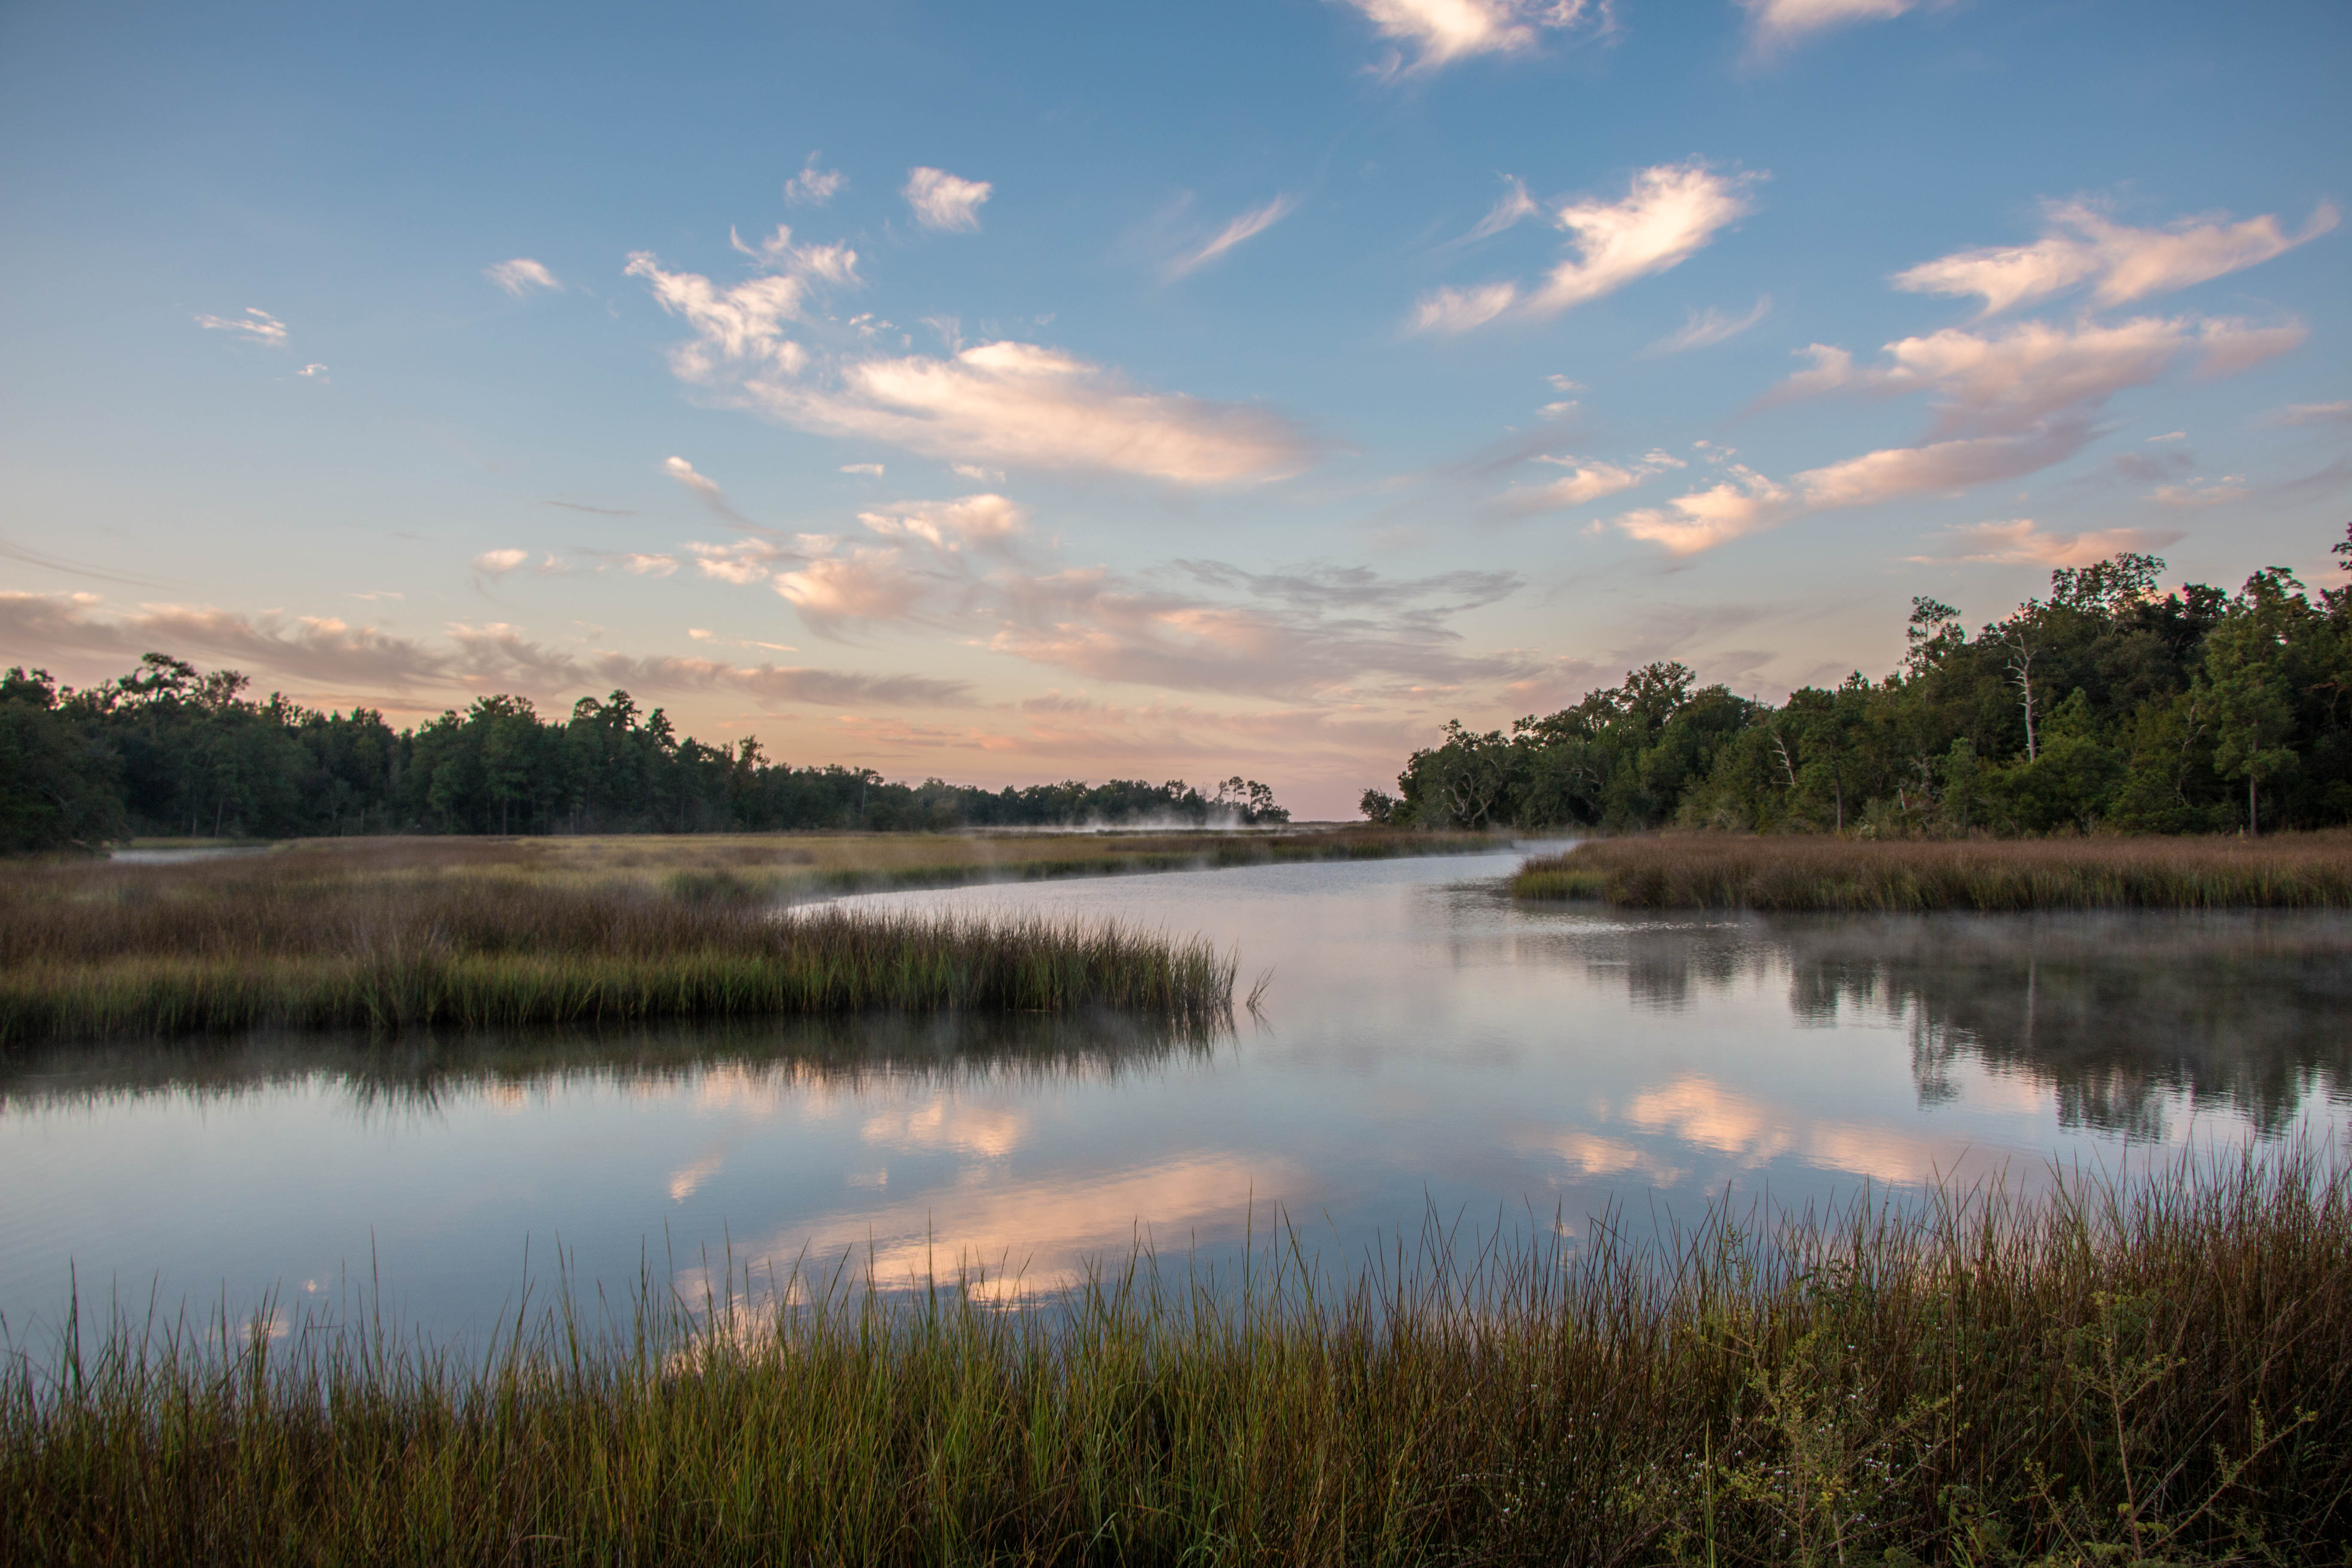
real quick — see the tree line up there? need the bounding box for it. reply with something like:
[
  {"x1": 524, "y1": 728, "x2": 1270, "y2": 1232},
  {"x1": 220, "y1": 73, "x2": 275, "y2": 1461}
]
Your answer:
[
  {"x1": 1366, "y1": 528, "x2": 2352, "y2": 837},
  {"x1": 0, "y1": 660, "x2": 1288, "y2": 852}
]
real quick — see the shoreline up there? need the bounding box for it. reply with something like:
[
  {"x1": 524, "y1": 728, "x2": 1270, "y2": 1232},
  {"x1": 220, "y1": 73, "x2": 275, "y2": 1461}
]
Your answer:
[{"x1": 1514, "y1": 831, "x2": 2352, "y2": 911}]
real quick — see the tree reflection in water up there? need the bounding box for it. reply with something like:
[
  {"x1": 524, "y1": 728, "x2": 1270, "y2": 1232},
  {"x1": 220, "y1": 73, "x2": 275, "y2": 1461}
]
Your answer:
[{"x1": 1600, "y1": 912, "x2": 2350, "y2": 1141}]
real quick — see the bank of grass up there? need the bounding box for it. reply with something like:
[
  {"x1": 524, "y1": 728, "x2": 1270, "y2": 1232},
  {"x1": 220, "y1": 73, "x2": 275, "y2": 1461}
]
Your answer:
[
  {"x1": 521, "y1": 822, "x2": 1499, "y2": 895},
  {"x1": 6, "y1": 1150, "x2": 2346, "y2": 1565},
  {"x1": 0, "y1": 843, "x2": 1238, "y2": 1044},
  {"x1": 1514, "y1": 831, "x2": 2352, "y2": 912}
]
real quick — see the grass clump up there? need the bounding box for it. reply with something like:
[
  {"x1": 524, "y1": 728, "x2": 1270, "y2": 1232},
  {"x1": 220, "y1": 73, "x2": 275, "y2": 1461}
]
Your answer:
[
  {"x1": 1515, "y1": 831, "x2": 2352, "y2": 911},
  {"x1": 0, "y1": 845, "x2": 1236, "y2": 1044},
  {"x1": 4, "y1": 1150, "x2": 2347, "y2": 1563}
]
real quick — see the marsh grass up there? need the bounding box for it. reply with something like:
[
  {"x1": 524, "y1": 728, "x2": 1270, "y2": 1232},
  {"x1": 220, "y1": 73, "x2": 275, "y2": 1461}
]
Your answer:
[
  {"x1": 0, "y1": 845, "x2": 1237, "y2": 1044},
  {"x1": 1515, "y1": 832, "x2": 2352, "y2": 912},
  {"x1": 5, "y1": 1150, "x2": 2346, "y2": 1564}
]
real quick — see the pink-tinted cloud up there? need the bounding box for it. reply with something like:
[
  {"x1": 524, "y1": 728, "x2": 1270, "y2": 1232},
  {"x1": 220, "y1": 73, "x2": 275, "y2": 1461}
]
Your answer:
[
  {"x1": 746, "y1": 340, "x2": 1316, "y2": 484},
  {"x1": 1411, "y1": 162, "x2": 1759, "y2": 332},
  {"x1": 1340, "y1": 0, "x2": 1613, "y2": 75},
  {"x1": 1649, "y1": 297, "x2": 1771, "y2": 354},
  {"x1": 1741, "y1": 0, "x2": 1916, "y2": 55},
  {"x1": 1910, "y1": 519, "x2": 2186, "y2": 567},
  {"x1": 193, "y1": 307, "x2": 287, "y2": 346},
  {"x1": 784, "y1": 153, "x2": 845, "y2": 206},
  {"x1": 902, "y1": 167, "x2": 991, "y2": 231},
  {"x1": 484, "y1": 258, "x2": 560, "y2": 297},
  {"x1": 1164, "y1": 194, "x2": 1296, "y2": 279},
  {"x1": 1614, "y1": 469, "x2": 1790, "y2": 556},
  {"x1": 1494, "y1": 449, "x2": 1684, "y2": 514},
  {"x1": 1893, "y1": 199, "x2": 2338, "y2": 317},
  {"x1": 0, "y1": 592, "x2": 969, "y2": 712},
  {"x1": 1773, "y1": 316, "x2": 2305, "y2": 440},
  {"x1": 1792, "y1": 419, "x2": 2101, "y2": 509},
  {"x1": 858, "y1": 493, "x2": 1026, "y2": 551}
]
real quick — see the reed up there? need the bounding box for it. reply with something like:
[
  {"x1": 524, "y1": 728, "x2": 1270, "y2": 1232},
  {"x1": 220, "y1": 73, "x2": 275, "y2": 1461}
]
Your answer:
[
  {"x1": 0, "y1": 846, "x2": 1236, "y2": 1044},
  {"x1": 1515, "y1": 831, "x2": 2352, "y2": 911},
  {"x1": 5, "y1": 1149, "x2": 2345, "y2": 1564}
]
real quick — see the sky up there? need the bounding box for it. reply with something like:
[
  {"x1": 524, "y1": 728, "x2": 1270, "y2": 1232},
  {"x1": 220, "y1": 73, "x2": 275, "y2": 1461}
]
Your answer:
[{"x1": 1, "y1": 0, "x2": 2345, "y2": 818}]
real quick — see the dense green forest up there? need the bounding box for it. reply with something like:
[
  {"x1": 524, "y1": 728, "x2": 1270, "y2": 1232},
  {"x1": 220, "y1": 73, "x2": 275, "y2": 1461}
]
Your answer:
[
  {"x1": 1366, "y1": 529, "x2": 2352, "y2": 837},
  {"x1": 0, "y1": 663, "x2": 1287, "y2": 852}
]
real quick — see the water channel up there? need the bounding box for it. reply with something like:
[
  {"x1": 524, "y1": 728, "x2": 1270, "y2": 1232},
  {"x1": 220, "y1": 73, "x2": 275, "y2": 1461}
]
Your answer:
[{"x1": 3, "y1": 845, "x2": 2346, "y2": 1343}]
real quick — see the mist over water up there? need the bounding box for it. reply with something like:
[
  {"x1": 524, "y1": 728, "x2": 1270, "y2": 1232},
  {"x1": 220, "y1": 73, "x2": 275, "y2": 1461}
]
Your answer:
[{"x1": 2, "y1": 848, "x2": 2344, "y2": 1344}]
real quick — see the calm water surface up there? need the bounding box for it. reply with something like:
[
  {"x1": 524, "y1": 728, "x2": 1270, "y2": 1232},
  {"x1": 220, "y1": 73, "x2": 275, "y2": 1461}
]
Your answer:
[{"x1": 3, "y1": 847, "x2": 2347, "y2": 1341}]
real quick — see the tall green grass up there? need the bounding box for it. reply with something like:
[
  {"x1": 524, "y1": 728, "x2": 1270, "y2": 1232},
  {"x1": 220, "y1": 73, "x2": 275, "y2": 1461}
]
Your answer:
[
  {"x1": 0, "y1": 849, "x2": 1235, "y2": 1044},
  {"x1": 1515, "y1": 832, "x2": 2352, "y2": 911},
  {"x1": 5, "y1": 1149, "x2": 2345, "y2": 1564}
]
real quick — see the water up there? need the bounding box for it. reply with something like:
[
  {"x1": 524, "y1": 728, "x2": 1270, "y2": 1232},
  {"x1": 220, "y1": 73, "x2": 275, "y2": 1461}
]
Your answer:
[{"x1": 3, "y1": 847, "x2": 2347, "y2": 1342}]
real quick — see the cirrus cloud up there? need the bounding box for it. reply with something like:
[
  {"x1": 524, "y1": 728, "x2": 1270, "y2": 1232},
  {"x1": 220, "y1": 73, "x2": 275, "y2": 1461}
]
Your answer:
[
  {"x1": 1164, "y1": 194, "x2": 1297, "y2": 279},
  {"x1": 1908, "y1": 519, "x2": 2187, "y2": 567},
  {"x1": 0, "y1": 590, "x2": 970, "y2": 712},
  {"x1": 784, "y1": 153, "x2": 845, "y2": 206},
  {"x1": 630, "y1": 250, "x2": 1314, "y2": 485},
  {"x1": 903, "y1": 167, "x2": 992, "y2": 232},
  {"x1": 1892, "y1": 199, "x2": 2339, "y2": 317},
  {"x1": 1340, "y1": 0, "x2": 1614, "y2": 75},
  {"x1": 1741, "y1": 0, "x2": 1917, "y2": 54},
  {"x1": 193, "y1": 307, "x2": 287, "y2": 346},
  {"x1": 1410, "y1": 161, "x2": 1761, "y2": 333},
  {"x1": 744, "y1": 340, "x2": 1317, "y2": 484},
  {"x1": 484, "y1": 258, "x2": 560, "y2": 297}
]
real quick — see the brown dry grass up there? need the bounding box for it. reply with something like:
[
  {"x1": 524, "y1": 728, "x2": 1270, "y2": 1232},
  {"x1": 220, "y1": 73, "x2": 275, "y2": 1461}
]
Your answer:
[
  {"x1": 5, "y1": 1149, "x2": 2346, "y2": 1564},
  {"x1": 1515, "y1": 831, "x2": 2352, "y2": 911},
  {"x1": 0, "y1": 839, "x2": 1252, "y2": 1043}
]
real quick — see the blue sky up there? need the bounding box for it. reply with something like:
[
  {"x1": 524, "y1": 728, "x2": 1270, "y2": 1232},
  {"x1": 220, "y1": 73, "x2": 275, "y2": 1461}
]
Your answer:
[{"x1": 2, "y1": 0, "x2": 2344, "y2": 815}]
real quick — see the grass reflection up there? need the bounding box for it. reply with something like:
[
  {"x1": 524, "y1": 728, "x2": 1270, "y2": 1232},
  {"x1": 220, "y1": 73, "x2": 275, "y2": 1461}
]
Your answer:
[{"x1": 0, "y1": 1011, "x2": 1225, "y2": 1118}]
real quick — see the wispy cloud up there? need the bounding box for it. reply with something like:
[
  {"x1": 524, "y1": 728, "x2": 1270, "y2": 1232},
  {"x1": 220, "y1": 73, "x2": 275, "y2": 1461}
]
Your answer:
[
  {"x1": 194, "y1": 307, "x2": 287, "y2": 346},
  {"x1": 626, "y1": 256, "x2": 812, "y2": 379},
  {"x1": 543, "y1": 500, "x2": 639, "y2": 517},
  {"x1": 784, "y1": 152, "x2": 846, "y2": 206},
  {"x1": 1767, "y1": 315, "x2": 2306, "y2": 439},
  {"x1": 484, "y1": 258, "x2": 561, "y2": 297},
  {"x1": 1409, "y1": 282, "x2": 1520, "y2": 335},
  {"x1": 727, "y1": 223, "x2": 859, "y2": 282},
  {"x1": 903, "y1": 167, "x2": 992, "y2": 232},
  {"x1": 741, "y1": 340, "x2": 1317, "y2": 484},
  {"x1": 839, "y1": 462, "x2": 886, "y2": 475},
  {"x1": 1615, "y1": 310, "x2": 2304, "y2": 555},
  {"x1": 1495, "y1": 449, "x2": 1685, "y2": 514},
  {"x1": 858, "y1": 493, "x2": 1026, "y2": 551},
  {"x1": 473, "y1": 547, "x2": 530, "y2": 576},
  {"x1": 677, "y1": 484, "x2": 1526, "y2": 698},
  {"x1": 1339, "y1": 0, "x2": 1614, "y2": 76},
  {"x1": 0, "y1": 591, "x2": 971, "y2": 710},
  {"x1": 1460, "y1": 175, "x2": 1540, "y2": 242},
  {"x1": 1648, "y1": 297, "x2": 1771, "y2": 354},
  {"x1": 1741, "y1": 0, "x2": 1918, "y2": 56},
  {"x1": 980, "y1": 559, "x2": 1530, "y2": 698},
  {"x1": 688, "y1": 538, "x2": 804, "y2": 586},
  {"x1": 1892, "y1": 199, "x2": 2338, "y2": 317},
  {"x1": 663, "y1": 457, "x2": 753, "y2": 525},
  {"x1": 1164, "y1": 194, "x2": 1296, "y2": 279},
  {"x1": 2259, "y1": 399, "x2": 2352, "y2": 427},
  {"x1": 1910, "y1": 518, "x2": 2186, "y2": 567},
  {"x1": 631, "y1": 230, "x2": 1313, "y2": 485},
  {"x1": 1410, "y1": 162, "x2": 1760, "y2": 333},
  {"x1": 1614, "y1": 464, "x2": 1791, "y2": 555}
]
